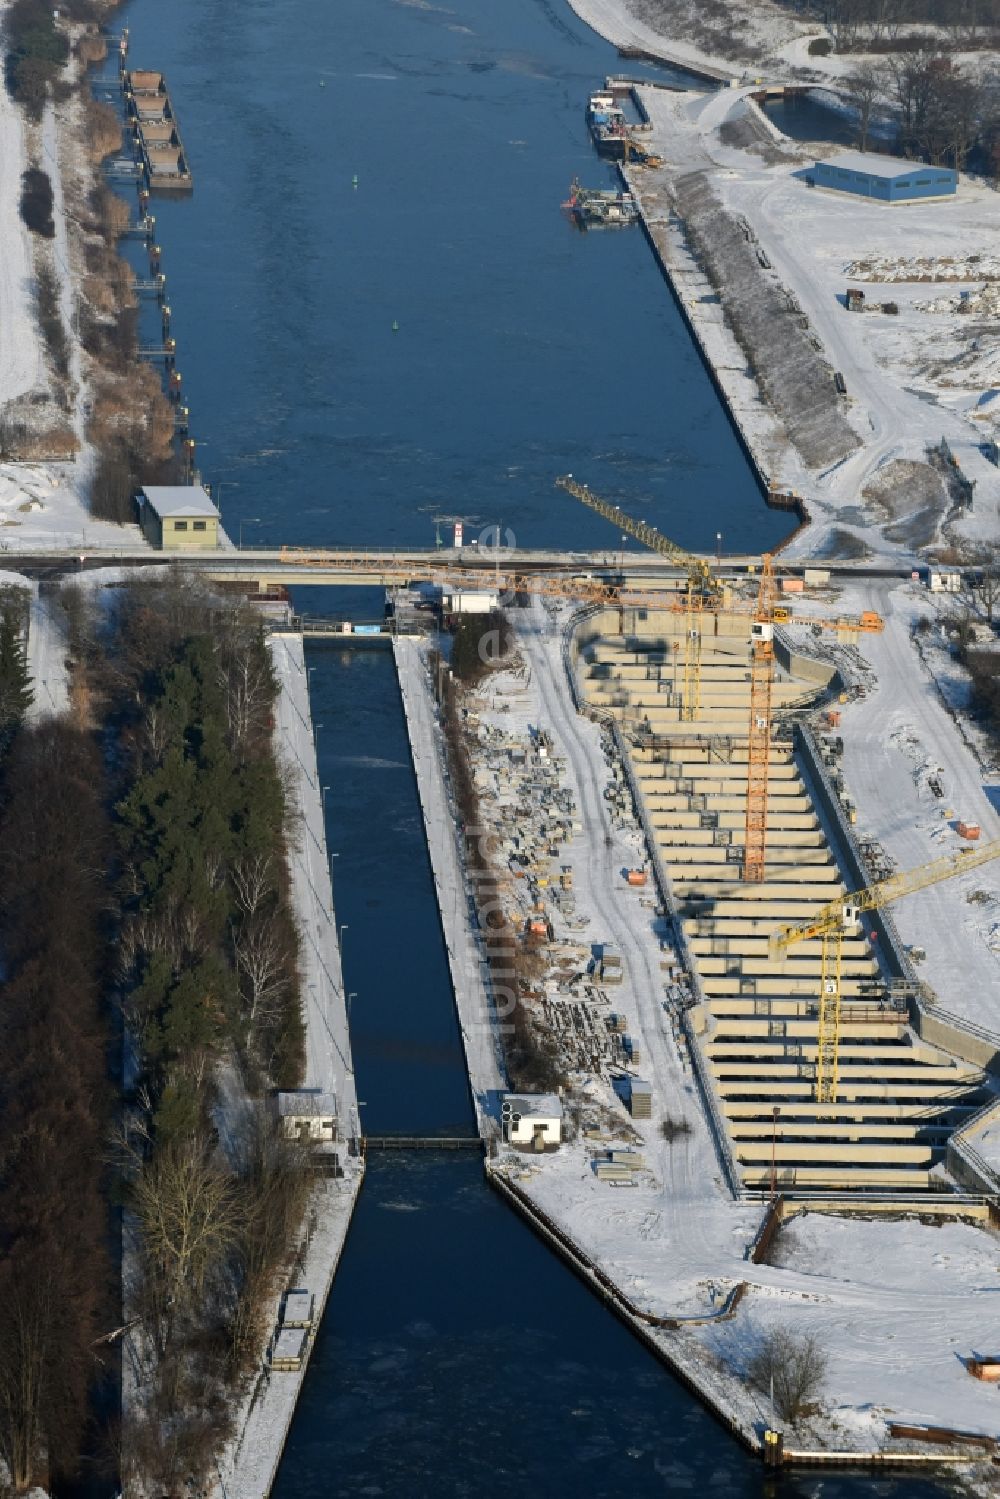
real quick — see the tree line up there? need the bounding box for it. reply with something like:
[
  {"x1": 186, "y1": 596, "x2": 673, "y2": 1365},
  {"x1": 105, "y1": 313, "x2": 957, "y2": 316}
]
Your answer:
[
  {"x1": 810, "y1": 0, "x2": 1000, "y2": 52},
  {"x1": 844, "y1": 52, "x2": 1000, "y2": 168},
  {"x1": 0, "y1": 717, "x2": 112, "y2": 1493},
  {"x1": 0, "y1": 577, "x2": 312, "y2": 1494},
  {"x1": 90, "y1": 579, "x2": 307, "y2": 1491}
]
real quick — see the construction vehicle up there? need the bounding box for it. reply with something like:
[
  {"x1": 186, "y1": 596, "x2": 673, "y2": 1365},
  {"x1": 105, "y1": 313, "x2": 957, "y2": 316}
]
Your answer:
[
  {"x1": 621, "y1": 133, "x2": 663, "y2": 168},
  {"x1": 769, "y1": 838, "x2": 1000, "y2": 1105}
]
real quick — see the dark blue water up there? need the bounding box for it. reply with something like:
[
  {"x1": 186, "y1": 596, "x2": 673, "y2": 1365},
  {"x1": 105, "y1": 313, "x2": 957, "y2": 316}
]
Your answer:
[
  {"x1": 104, "y1": 0, "x2": 791, "y2": 556},
  {"x1": 309, "y1": 630, "x2": 472, "y2": 1135},
  {"x1": 764, "y1": 90, "x2": 898, "y2": 151}
]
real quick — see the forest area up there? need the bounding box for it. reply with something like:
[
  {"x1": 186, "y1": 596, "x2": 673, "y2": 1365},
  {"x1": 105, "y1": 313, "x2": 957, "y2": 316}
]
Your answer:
[
  {"x1": 813, "y1": 0, "x2": 1000, "y2": 50},
  {"x1": 0, "y1": 578, "x2": 310, "y2": 1497}
]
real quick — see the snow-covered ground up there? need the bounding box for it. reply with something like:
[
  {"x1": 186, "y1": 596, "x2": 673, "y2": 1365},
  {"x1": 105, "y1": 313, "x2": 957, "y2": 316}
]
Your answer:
[
  {"x1": 819, "y1": 579, "x2": 1000, "y2": 1038},
  {"x1": 726, "y1": 1210, "x2": 1000, "y2": 1438},
  {"x1": 394, "y1": 635, "x2": 508, "y2": 1131},
  {"x1": 631, "y1": 83, "x2": 1000, "y2": 558},
  {"x1": 0, "y1": 461, "x2": 144, "y2": 550},
  {"x1": 212, "y1": 634, "x2": 363, "y2": 1499},
  {"x1": 566, "y1": 0, "x2": 993, "y2": 93},
  {"x1": 0, "y1": 566, "x2": 70, "y2": 720},
  {"x1": 25, "y1": 583, "x2": 69, "y2": 720},
  {"x1": 0, "y1": 16, "x2": 145, "y2": 553},
  {"x1": 564, "y1": 0, "x2": 813, "y2": 83},
  {"x1": 0, "y1": 55, "x2": 46, "y2": 407}
]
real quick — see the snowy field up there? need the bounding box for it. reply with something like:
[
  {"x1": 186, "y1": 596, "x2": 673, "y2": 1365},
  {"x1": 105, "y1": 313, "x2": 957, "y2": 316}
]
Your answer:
[
  {"x1": 723, "y1": 1210, "x2": 1000, "y2": 1440},
  {"x1": 808, "y1": 577, "x2": 1000, "y2": 1038},
  {"x1": 633, "y1": 84, "x2": 1000, "y2": 559},
  {"x1": 0, "y1": 19, "x2": 146, "y2": 554}
]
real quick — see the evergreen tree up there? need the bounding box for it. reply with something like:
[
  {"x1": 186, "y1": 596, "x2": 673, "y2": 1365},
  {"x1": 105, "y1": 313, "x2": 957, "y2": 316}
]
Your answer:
[{"x1": 0, "y1": 606, "x2": 33, "y2": 754}]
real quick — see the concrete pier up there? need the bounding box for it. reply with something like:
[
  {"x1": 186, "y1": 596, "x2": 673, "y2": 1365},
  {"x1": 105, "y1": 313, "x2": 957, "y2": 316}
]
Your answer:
[{"x1": 393, "y1": 635, "x2": 507, "y2": 1139}]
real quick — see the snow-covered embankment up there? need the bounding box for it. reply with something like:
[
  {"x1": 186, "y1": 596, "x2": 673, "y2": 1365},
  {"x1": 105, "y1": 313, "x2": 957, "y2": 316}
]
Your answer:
[{"x1": 212, "y1": 633, "x2": 363, "y2": 1499}]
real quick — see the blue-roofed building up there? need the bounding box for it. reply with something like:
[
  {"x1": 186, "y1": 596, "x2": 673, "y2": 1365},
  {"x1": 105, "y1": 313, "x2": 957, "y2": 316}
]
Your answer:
[{"x1": 812, "y1": 151, "x2": 957, "y2": 204}]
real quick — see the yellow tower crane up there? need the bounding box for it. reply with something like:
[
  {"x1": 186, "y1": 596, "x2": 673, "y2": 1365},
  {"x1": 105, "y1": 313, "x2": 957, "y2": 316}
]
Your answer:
[
  {"x1": 555, "y1": 474, "x2": 720, "y2": 721},
  {"x1": 554, "y1": 480, "x2": 884, "y2": 883},
  {"x1": 769, "y1": 838, "x2": 1000, "y2": 1105}
]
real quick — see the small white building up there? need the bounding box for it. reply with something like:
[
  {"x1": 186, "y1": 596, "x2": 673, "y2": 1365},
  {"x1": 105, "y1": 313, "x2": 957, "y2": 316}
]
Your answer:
[
  {"x1": 138, "y1": 484, "x2": 221, "y2": 550},
  {"x1": 274, "y1": 1089, "x2": 338, "y2": 1143},
  {"x1": 501, "y1": 1092, "x2": 563, "y2": 1149},
  {"x1": 929, "y1": 568, "x2": 962, "y2": 594}
]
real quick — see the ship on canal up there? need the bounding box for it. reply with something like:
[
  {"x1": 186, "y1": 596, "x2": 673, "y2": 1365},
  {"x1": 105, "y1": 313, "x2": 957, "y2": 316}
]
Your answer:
[
  {"x1": 586, "y1": 88, "x2": 630, "y2": 158},
  {"x1": 563, "y1": 178, "x2": 638, "y2": 227}
]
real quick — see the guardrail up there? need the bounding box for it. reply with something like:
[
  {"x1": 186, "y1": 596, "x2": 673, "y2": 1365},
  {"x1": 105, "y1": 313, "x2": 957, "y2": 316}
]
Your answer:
[{"x1": 947, "y1": 1095, "x2": 1000, "y2": 1195}]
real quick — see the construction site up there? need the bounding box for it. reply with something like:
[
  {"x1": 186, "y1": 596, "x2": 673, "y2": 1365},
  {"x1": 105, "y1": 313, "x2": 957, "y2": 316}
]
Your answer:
[{"x1": 407, "y1": 471, "x2": 1000, "y2": 1462}]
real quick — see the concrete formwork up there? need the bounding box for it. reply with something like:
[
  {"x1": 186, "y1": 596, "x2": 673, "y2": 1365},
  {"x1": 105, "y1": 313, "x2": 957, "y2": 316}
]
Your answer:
[{"x1": 577, "y1": 607, "x2": 989, "y2": 1193}]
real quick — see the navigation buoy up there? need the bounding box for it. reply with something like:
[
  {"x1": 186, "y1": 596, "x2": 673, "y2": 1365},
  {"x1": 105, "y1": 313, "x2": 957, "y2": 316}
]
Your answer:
[
  {"x1": 392, "y1": 319, "x2": 399, "y2": 332},
  {"x1": 352, "y1": 173, "x2": 359, "y2": 188},
  {"x1": 320, "y1": 78, "x2": 325, "y2": 87}
]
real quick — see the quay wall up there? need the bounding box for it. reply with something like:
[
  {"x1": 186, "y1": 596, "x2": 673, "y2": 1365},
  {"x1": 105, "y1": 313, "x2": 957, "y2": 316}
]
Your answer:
[{"x1": 620, "y1": 157, "x2": 810, "y2": 549}]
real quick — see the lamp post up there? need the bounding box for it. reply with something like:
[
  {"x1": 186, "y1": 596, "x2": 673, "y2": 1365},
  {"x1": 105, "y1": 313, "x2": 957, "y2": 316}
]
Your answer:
[
  {"x1": 322, "y1": 784, "x2": 331, "y2": 816},
  {"x1": 347, "y1": 991, "x2": 357, "y2": 1019},
  {"x1": 239, "y1": 515, "x2": 261, "y2": 550},
  {"x1": 339, "y1": 923, "x2": 349, "y2": 957},
  {"x1": 770, "y1": 1106, "x2": 780, "y2": 1200},
  {"x1": 716, "y1": 531, "x2": 722, "y2": 569}
]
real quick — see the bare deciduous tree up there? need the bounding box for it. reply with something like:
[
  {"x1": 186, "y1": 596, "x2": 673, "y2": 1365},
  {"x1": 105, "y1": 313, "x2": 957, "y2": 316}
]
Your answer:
[
  {"x1": 231, "y1": 852, "x2": 275, "y2": 920},
  {"x1": 965, "y1": 548, "x2": 1000, "y2": 624},
  {"x1": 844, "y1": 61, "x2": 890, "y2": 149},
  {"x1": 233, "y1": 915, "x2": 291, "y2": 1032},
  {"x1": 748, "y1": 1325, "x2": 828, "y2": 1423},
  {"x1": 131, "y1": 1137, "x2": 244, "y2": 1311},
  {"x1": 219, "y1": 647, "x2": 274, "y2": 753}
]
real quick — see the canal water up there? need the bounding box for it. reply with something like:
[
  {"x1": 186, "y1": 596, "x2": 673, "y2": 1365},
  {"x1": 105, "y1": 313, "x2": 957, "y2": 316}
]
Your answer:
[
  {"x1": 106, "y1": 0, "x2": 793, "y2": 557},
  {"x1": 763, "y1": 90, "x2": 899, "y2": 151},
  {"x1": 97, "y1": 0, "x2": 945, "y2": 1491}
]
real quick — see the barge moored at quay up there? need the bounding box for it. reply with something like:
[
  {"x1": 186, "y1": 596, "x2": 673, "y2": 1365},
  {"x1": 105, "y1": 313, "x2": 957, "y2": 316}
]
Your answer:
[{"x1": 123, "y1": 67, "x2": 193, "y2": 192}]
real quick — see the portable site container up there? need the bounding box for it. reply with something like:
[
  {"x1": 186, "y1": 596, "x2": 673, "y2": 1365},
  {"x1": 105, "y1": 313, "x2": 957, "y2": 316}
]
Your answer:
[
  {"x1": 272, "y1": 1328, "x2": 308, "y2": 1371},
  {"x1": 609, "y1": 1150, "x2": 646, "y2": 1168},
  {"x1": 280, "y1": 1289, "x2": 314, "y2": 1329},
  {"x1": 629, "y1": 1080, "x2": 652, "y2": 1118},
  {"x1": 595, "y1": 1162, "x2": 634, "y2": 1181}
]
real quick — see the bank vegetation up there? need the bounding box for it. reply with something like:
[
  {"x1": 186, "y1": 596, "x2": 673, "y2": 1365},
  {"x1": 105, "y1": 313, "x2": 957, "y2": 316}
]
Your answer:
[
  {"x1": 2, "y1": 0, "x2": 181, "y2": 513},
  {"x1": 66, "y1": 576, "x2": 308, "y2": 1494},
  {"x1": 0, "y1": 591, "x2": 115, "y2": 1494},
  {"x1": 0, "y1": 576, "x2": 312, "y2": 1494}
]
